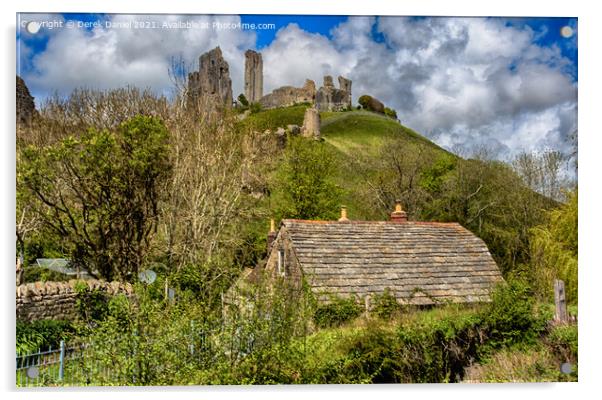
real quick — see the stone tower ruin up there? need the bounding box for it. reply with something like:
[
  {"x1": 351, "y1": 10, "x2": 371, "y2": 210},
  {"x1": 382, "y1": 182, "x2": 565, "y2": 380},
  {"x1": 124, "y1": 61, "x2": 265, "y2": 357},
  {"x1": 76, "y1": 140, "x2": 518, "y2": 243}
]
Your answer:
[
  {"x1": 188, "y1": 46, "x2": 233, "y2": 111},
  {"x1": 244, "y1": 50, "x2": 263, "y2": 103},
  {"x1": 315, "y1": 75, "x2": 352, "y2": 112}
]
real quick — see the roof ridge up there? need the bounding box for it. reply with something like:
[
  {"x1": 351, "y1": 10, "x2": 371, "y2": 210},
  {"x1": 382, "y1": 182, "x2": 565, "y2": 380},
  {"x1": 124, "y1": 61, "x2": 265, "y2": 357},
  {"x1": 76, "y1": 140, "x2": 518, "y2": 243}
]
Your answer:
[{"x1": 281, "y1": 219, "x2": 461, "y2": 226}]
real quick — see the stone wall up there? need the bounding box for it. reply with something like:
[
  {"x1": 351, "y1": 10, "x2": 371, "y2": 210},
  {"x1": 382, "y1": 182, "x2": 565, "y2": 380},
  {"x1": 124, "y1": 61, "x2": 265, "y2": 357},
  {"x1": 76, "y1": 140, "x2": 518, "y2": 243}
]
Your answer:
[
  {"x1": 188, "y1": 46, "x2": 233, "y2": 111},
  {"x1": 16, "y1": 280, "x2": 133, "y2": 322},
  {"x1": 17, "y1": 75, "x2": 36, "y2": 125},
  {"x1": 244, "y1": 50, "x2": 263, "y2": 103},
  {"x1": 259, "y1": 79, "x2": 316, "y2": 109},
  {"x1": 315, "y1": 75, "x2": 352, "y2": 112}
]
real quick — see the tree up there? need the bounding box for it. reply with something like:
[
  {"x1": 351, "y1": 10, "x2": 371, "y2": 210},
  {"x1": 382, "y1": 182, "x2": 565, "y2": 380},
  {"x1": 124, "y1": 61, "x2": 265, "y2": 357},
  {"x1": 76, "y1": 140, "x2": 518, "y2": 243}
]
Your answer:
[
  {"x1": 529, "y1": 190, "x2": 578, "y2": 303},
  {"x1": 272, "y1": 136, "x2": 343, "y2": 220},
  {"x1": 358, "y1": 95, "x2": 372, "y2": 110},
  {"x1": 237, "y1": 93, "x2": 249, "y2": 107},
  {"x1": 384, "y1": 107, "x2": 398, "y2": 120},
  {"x1": 19, "y1": 116, "x2": 171, "y2": 281}
]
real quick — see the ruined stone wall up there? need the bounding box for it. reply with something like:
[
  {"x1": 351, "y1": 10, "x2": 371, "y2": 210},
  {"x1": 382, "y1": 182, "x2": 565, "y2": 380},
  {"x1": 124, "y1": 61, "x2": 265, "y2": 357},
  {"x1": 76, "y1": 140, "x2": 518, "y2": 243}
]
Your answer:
[
  {"x1": 16, "y1": 280, "x2": 133, "y2": 322},
  {"x1": 301, "y1": 107, "x2": 321, "y2": 139},
  {"x1": 315, "y1": 75, "x2": 352, "y2": 112},
  {"x1": 17, "y1": 76, "x2": 36, "y2": 125},
  {"x1": 188, "y1": 47, "x2": 233, "y2": 111},
  {"x1": 259, "y1": 79, "x2": 316, "y2": 109},
  {"x1": 244, "y1": 50, "x2": 263, "y2": 103}
]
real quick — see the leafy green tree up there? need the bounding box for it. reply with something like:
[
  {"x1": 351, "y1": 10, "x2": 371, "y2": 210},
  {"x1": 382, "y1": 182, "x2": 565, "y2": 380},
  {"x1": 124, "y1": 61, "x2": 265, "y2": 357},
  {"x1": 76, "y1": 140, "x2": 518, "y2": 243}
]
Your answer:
[
  {"x1": 237, "y1": 93, "x2": 249, "y2": 107},
  {"x1": 19, "y1": 116, "x2": 171, "y2": 281},
  {"x1": 272, "y1": 136, "x2": 343, "y2": 220},
  {"x1": 384, "y1": 107, "x2": 398, "y2": 120},
  {"x1": 529, "y1": 190, "x2": 578, "y2": 303},
  {"x1": 358, "y1": 95, "x2": 373, "y2": 110}
]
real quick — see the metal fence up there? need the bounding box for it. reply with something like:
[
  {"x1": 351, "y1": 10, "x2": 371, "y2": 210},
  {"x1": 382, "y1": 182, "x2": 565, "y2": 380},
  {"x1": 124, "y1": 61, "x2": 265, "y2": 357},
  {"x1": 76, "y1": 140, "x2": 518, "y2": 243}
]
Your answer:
[
  {"x1": 16, "y1": 341, "x2": 74, "y2": 387},
  {"x1": 15, "y1": 325, "x2": 253, "y2": 387}
]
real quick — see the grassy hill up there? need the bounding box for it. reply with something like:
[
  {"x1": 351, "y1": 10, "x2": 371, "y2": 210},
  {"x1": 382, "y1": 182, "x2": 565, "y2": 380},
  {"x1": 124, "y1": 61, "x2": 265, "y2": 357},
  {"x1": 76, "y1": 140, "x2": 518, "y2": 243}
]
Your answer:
[{"x1": 239, "y1": 105, "x2": 455, "y2": 221}]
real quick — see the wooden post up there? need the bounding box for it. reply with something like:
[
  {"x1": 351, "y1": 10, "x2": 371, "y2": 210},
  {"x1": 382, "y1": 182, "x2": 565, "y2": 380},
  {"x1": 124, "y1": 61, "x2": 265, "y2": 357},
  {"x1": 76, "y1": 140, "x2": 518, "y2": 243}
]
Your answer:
[{"x1": 554, "y1": 279, "x2": 568, "y2": 324}]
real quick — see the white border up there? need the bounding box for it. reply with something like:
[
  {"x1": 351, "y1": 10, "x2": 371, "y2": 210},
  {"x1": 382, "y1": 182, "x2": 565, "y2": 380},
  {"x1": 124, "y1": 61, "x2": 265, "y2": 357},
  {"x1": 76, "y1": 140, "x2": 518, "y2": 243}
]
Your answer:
[{"x1": 2, "y1": 1, "x2": 599, "y2": 400}]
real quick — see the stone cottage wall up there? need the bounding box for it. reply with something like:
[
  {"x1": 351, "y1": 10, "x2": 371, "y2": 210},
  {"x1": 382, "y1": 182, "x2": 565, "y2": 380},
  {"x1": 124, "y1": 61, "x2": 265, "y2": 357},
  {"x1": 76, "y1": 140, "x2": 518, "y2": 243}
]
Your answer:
[{"x1": 16, "y1": 280, "x2": 133, "y2": 322}]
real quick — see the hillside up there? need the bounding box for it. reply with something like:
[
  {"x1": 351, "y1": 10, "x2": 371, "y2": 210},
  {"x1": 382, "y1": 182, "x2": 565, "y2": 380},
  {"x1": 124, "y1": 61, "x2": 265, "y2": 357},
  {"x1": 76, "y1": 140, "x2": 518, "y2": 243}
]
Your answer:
[{"x1": 238, "y1": 105, "x2": 557, "y2": 277}]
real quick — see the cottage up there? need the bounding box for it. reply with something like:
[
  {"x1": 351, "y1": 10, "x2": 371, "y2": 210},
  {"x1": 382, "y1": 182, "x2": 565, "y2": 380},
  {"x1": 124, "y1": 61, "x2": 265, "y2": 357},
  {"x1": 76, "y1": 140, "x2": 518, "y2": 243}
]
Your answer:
[{"x1": 263, "y1": 203, "x2": 504, "y2": 306}]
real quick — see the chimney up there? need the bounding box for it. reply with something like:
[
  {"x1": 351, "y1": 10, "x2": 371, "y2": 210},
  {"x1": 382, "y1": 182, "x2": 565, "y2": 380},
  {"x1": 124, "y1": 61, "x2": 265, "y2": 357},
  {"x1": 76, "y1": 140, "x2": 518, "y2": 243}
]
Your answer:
[
  {"x1": 390, "y1": 200, "x2": 408, "y2": 223},
  {"x1": 267, "y1": 218, "x2": 277, "y2": 254},
  {"x1": 338, "y1": 205, "x2": 349, "y2": 222}
]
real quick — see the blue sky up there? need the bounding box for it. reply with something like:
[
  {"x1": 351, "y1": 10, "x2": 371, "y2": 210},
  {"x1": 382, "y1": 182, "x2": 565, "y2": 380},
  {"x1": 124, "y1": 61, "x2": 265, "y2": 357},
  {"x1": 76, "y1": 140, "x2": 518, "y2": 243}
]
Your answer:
[{"x1": 17, "y1": 13, "x2": 577, "y2": 166}]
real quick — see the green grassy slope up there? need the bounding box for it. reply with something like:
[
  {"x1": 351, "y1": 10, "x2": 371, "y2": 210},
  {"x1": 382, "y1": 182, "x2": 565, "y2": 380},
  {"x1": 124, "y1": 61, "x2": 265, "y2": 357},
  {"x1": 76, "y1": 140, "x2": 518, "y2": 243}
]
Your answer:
[{"x1": 239, "y1": 106, "x2": 454, "y2": 222}]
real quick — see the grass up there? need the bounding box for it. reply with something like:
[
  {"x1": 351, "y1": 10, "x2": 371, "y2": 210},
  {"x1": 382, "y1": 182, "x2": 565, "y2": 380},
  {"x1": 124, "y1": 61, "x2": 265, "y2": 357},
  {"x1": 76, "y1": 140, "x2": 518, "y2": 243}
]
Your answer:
[{"x1": 238, "y1": 104, "x2": 309, "y2": 134}]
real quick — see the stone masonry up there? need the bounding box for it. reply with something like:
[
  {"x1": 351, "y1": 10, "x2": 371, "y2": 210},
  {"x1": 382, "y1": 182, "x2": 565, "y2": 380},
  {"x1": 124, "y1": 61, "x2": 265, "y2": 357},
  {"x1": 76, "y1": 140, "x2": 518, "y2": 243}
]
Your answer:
[
  {"x1": 16, "y1": 280, "x2": 133, "y2": 322},
  {"x1": 188, "y1": 46, "x2": 233, "y2": 111},
  {"x1": 259, "y1": 79, "x2": 316, "y2": 109},
  {"x1": 301, "y1": 107, "x2": 321, "y2": 139},
  {"x1": 315, "y1": 75, "x2": 352, "y2": 112},
  {"x1": 17, "y1": 76, "x2": 36, "y2": 125},
  {"x1": 244, "y1": 50, "x2": 263, "y2": 103}
]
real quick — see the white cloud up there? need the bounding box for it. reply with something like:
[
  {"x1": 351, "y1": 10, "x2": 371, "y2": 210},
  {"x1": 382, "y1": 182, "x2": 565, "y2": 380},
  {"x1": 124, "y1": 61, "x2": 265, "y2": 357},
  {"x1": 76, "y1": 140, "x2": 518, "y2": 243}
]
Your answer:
[
  {"x1": 24, "y1": 14, "x2": 255, "y2": 98},
  {"x1": 21, "y1": 14, "x2": 577, "y2": 165}
]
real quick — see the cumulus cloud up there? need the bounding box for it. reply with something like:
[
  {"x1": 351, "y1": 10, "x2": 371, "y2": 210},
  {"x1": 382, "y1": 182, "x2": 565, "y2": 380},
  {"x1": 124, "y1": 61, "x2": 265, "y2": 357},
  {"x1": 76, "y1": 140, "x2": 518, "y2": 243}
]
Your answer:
[
  {"x1": 20, "y1": 14, "x2": 577, "y2": 165},
  {"x1": 22, "y1": 14, "x2": 255, "y2": 99}
]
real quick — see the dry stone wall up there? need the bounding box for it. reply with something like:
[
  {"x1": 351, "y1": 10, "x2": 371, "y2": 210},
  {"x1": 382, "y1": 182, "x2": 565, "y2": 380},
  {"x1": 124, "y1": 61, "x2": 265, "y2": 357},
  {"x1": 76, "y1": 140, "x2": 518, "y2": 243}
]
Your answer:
[{"x1": 16, "y1": 280, "x2": 133, "y2": 322}]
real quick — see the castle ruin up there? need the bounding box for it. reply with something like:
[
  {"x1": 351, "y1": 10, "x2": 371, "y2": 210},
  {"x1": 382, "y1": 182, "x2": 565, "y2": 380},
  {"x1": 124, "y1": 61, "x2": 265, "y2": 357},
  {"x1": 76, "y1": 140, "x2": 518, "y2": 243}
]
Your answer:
[
  {"x1": 187, "y1": 47, "x2": 352, "y2": 115},
  {"x1": 244, "y1": 50, "x2": 263, "y2": 103},
  {"x1": 315, "y1": 75, "x2": 352, "y2": 112},
  {"x1": 259, "y1": 79, "x2": 317, "y2": 109},
  {"x1": 188, "y1": 46, "x2": 233, "y2": 111}
]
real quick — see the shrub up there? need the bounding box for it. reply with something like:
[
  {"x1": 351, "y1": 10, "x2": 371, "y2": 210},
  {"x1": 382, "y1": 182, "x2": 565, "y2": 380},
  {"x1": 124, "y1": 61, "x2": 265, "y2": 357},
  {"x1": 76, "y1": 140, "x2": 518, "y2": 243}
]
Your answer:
[
  {"x1": 483, "y1": 279, "x2": 545, "y2": 349},
  {"x1": 74, "y1": 281, "x2": 109, "y2": 322},
  {"x1": 384, "y1": 107, "x2": 397, "y2": 119},
  {"x1": 371, "y1": 288, "x2": 400, "y2": 319},
  {"x1": 237, "y1": 93, "x2": 249, "y2": 107},
  {"x1": 313, "y1": 295, "x2": 363, "y2": 328},
  {"x1": 249, "y1": 102, "x2": 262, "y2": 114},
  {"x1": 16, "y1": 319, "x2": 75, "y2": 354}
]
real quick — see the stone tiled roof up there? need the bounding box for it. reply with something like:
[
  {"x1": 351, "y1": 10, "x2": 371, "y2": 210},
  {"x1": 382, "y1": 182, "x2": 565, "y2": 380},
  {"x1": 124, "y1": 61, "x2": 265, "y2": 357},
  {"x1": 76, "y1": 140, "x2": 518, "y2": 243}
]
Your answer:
[{"x1": 281, "y1": 219, "x2": 504, "y2": 305}]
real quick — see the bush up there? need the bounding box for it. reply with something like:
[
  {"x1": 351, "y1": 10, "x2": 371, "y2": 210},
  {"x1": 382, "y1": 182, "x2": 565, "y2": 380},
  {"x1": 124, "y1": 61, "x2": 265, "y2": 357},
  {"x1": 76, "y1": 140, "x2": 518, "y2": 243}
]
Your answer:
[
  {"x1": 16, "y1": 319, "x2": 75, "y2": 354},
  {"x1": 249, "y1": 102, "x2": 262, "y2": 114},
  {"x1": 74, "y1": 281, "x2": 110, "y2": 322},
  {"x1": 371, "y1": 288, "x2": 400, "y2": 319},
  {"x1": 237, "y1": 93, "x2": 249, "y2": 107},
  {"x1": 22, "y1": 266, "x2": 70, "y2": 283},
  {"x1": 384, "y1": 107, "x2": 397, "y2": 119},
  {"x1": 313, "y1": 295, "x2": 363, "y2": 328},
  {"x1": 483, "y1": 279, "x2": 546, "y2": 348}
]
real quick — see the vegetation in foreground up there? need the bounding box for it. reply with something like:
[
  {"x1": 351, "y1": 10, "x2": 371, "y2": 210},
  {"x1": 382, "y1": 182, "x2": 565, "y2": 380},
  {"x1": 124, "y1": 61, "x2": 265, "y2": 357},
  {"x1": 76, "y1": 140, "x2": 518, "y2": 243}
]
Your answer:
[{"x1": 16, "y1": 87, "x2": 577, "y2": 385}]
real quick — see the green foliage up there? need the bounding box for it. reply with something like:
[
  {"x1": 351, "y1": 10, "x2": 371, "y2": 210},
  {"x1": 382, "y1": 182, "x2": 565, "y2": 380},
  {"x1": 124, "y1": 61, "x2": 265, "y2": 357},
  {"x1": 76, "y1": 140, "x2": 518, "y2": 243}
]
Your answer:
[
  {"x1": 249, "y1": 102, "x2": 262, "y2": 114},
  {"x1": 22, "y1": 266, "x2": 70, "y2": 283},
  {"x1": 358, "y1": 95, "x2": 372, "y2": 110},
  {"x1": 272, "y1": 135, "x2": 343, "y2": 221},
  {"x1": 19, "y1": 116, "x2": 171, "y2": 281},
  {"x1": 383, "y1": 107, "x2": 397, "y2": 119},
  {"x1": 16, "y1": 319, "x2": 75, "y2": 354},
  {"x1": 371, "y1": 289, "x2": 400, "y2": 319},
  {"x1": 313, "y1": 295, "x2": 363, "y2": 328},
  {"x1": 529, "y1": 190, "x2": 578, "y2": 303},
  {"x1": 483, "y1": 279, "x2": 545, "y2": 349},
  {"x1": 546, "y1": 324, "x2": 578, "y2": 362},
  {"x1": 237, "y1": 93, "x2": 249, "y2": 107},
  {"x1": 74, "y1": 281, "x2": 110, "y2": 322}
]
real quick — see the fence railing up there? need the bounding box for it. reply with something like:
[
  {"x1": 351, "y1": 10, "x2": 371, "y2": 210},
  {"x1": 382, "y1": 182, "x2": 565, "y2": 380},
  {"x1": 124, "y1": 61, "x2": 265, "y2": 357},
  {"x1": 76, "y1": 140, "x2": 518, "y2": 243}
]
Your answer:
[{"x1": 15, "y1": 324, "x2": 256, "y2": 387}]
